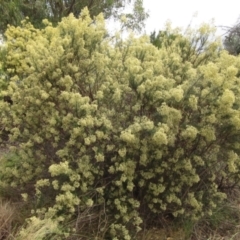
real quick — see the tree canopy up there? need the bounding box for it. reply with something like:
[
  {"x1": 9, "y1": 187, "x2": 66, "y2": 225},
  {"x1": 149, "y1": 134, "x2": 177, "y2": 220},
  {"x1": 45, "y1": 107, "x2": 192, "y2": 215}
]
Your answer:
[
  {"x1": 223, "y1": 18, "x2": 240, "y2": 55},
  {"x1": 0, "y1": 0, "x2": 147, "y2": 35}
]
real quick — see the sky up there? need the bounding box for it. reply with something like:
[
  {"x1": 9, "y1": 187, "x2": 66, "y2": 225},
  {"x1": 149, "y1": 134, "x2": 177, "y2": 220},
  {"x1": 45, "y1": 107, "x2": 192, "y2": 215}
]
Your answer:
[{"x1": 143, "y1": 0, "x2": 240, "y2": 37}]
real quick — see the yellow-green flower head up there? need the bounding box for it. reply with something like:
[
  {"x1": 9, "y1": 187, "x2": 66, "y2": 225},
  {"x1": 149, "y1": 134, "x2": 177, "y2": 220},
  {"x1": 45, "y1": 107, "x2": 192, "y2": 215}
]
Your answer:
[
  {"x1": 170, "y1": 87, "x2": 184, "y2": 102},
  {"x1": 181, "y1": 125, "x2": 198, "y2": 140},
  {"x1": 188, "y1": 95, "x2": 198, "y2": 110},
  {"x1": 118, "y1": 147, "x2": 127, "y2": 158},
  {"x1": 220, "y1": 89, "x2": 235, "y2": 107},
  {"x1": 152, "y1": 128, "x2": 168, "y2": 145},
  {"x1": 120, "y1": 131, "x2": 137, "y2": 145}
]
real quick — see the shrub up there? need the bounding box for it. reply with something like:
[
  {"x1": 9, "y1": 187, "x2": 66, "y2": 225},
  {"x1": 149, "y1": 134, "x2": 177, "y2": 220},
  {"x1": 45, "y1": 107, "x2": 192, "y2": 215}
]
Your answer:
[{"x1": 1, "y1": 9, "x2": 240, "y2": 239}]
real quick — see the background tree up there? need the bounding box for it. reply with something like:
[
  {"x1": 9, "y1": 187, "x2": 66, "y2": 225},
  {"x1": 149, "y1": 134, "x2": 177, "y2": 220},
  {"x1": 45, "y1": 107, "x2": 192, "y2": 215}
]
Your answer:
[
  {"x1": 223, "y1": 18, "x2": 240, "y2": 55},
  {"x1": 0, "y1": 0, "x2": 148, "y2": 35}
]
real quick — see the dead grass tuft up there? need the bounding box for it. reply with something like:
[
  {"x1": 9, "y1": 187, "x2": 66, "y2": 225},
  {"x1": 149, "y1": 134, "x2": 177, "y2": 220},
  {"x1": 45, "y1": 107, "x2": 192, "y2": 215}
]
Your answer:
[{"x1": 0, "y1": 199, "x2": 15, "y2": 240}]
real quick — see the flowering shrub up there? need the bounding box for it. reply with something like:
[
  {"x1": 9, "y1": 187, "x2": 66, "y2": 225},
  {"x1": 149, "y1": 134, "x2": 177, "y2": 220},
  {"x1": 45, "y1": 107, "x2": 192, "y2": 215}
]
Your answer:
[{"x1": 1, "y1": 9, "x2": 240, "y2": 239}]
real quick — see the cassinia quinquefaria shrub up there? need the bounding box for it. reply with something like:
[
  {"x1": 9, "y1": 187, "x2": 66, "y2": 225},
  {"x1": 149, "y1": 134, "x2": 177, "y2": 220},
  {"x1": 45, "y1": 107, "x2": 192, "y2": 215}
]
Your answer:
[{"x1": 1, "y1": 8, "x2": 240, "y2": 239}]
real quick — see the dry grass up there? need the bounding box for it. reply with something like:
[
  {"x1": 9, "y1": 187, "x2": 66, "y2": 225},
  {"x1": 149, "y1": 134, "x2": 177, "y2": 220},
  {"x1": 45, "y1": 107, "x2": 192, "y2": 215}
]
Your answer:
[
  {"x1": 0, "y1": 199, "x2": 16, "y2": 240},
  {"x1": 13, "y1": 217, "x2": 62, "y2": 240},
  {"x1": 137, "y1": 228, "x2": 186, "y2": 240},
  {"x1": 189, "y1": 193, "x2": 240, "y2": 240},
  {"x1": 136, "y1": 189, "x2": 240, "y2": 240},
  {"x1": 5, "y1": 191, "x2": 240, "y2": 240},
  {"x1": 2, "y1": 196, "x2": 240, "y2": 240},
  {"x1": 1, "y1": 186, "x2": 240, "y2": 240}
]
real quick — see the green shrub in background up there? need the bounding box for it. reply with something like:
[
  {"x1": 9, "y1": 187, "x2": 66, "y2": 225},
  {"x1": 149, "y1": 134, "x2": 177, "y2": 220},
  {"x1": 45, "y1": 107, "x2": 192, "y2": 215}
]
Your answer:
[{"x1": 1, "y1": 9, "x2": 240, "y2": 239}]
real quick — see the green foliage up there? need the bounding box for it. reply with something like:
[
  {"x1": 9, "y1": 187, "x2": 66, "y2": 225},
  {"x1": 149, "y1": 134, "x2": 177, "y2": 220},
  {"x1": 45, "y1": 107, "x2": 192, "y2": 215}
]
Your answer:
[
  {"x1": 150, "y1": 30, "x2": 180, "y2": 49},
  {"x1": 0, "y1": 0, "x2": 23, "y2": 35},
  {"x1": 224, "y1": 21, "x2": 240, "y2": 56},
  {"x1": 0, "y1": 0, "x2": 148, "y2": 35},
  {"x1": 1, "y1": 10, "x2": 240, "y2": 239}
]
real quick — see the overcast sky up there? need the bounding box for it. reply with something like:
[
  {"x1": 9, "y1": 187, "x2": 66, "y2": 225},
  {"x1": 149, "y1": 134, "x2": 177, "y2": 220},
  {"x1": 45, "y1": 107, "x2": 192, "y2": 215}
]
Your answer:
[{"x1": 143, "y1": 0, "x2": 240, "y2": 37}]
